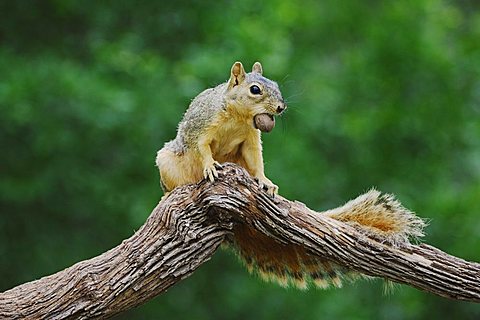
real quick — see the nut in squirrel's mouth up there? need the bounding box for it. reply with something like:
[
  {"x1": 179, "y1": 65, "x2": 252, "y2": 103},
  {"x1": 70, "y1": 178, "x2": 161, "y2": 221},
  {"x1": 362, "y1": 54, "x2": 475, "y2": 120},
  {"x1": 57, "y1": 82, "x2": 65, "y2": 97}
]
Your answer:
[{"x1": 253, "y1": 113, "x2": 275, "y2": 133}]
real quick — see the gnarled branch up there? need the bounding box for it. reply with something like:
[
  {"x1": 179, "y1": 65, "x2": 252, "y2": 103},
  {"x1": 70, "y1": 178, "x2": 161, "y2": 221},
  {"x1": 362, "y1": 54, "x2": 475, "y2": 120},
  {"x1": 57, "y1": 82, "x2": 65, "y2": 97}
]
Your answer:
[{"x1": 1, "y1": 164, "x2": 479, "y2": 319}]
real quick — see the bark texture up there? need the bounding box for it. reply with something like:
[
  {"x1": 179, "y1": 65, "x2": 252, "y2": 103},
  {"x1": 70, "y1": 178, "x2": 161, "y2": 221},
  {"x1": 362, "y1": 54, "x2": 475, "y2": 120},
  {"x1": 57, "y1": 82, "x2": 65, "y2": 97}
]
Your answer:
[{"x1": 1, "y1": 164, "x2": 479, "y2": 319}]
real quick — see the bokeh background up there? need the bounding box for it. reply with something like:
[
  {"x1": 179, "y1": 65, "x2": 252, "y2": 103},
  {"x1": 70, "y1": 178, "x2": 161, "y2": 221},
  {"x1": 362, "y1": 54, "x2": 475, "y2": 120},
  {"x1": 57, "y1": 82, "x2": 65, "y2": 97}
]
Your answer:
[{"x1": 1, "y1": 0, "x2": 480, "y2": 319}]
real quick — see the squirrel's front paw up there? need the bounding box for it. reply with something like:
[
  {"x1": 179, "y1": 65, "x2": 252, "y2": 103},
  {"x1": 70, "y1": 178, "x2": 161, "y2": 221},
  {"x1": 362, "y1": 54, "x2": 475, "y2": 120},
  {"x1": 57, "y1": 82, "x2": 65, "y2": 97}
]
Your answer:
[
  {"x1": 256, "y1": 177, "x2": 279, "y2": 197},
  {"x1": 203, "y1": 161, "x2": 222, "y2": 182}
]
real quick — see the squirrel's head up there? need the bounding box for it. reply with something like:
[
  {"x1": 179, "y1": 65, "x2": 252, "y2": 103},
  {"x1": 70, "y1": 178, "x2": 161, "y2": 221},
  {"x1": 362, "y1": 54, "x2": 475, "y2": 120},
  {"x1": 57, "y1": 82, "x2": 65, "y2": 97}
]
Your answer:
[{"x1": 225, "y1": 61, "x2": 286, "y2": 132}]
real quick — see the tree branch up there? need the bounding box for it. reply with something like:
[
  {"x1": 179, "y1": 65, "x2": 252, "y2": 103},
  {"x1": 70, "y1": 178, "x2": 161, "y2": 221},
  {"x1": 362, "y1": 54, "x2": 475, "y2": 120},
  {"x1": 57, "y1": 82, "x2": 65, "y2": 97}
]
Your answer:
[{"x1": 1, "y1": 164, "x2": 479, "y2": 319}]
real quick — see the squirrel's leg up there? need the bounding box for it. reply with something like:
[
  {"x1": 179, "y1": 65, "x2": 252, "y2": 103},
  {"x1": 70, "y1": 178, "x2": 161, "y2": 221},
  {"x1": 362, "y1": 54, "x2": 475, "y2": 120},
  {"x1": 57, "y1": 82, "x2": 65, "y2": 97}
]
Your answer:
[
  {"x1": 241, "y1": 131, "x2": 278, "y2": 196},
  {"x1": 197, "y1": 135, "x2": 222, "y2": 182},
  {"x1": 156, "y1": 147, "x2": 202, "y2": 192},
  {"x1": 156, "y1": 148, "x2": 181, "y2": 192}
]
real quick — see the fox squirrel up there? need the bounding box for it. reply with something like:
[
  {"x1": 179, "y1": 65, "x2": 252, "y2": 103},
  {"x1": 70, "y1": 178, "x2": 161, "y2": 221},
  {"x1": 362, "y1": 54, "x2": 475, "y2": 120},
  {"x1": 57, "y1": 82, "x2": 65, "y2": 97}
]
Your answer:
[
  {"x1": 157, "y1": 61, "x2": 284, "y2": 196},
  {"x1": 156, "y1": 61, "x2": 425, "y2": 289}
]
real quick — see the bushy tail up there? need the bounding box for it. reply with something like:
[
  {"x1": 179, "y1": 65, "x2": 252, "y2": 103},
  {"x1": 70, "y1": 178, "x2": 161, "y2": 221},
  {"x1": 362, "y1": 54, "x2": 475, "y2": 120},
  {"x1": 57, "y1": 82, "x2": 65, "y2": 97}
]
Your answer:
[
  {"x1": 231, "y1": 224, "x2": 356, "y2": 289},
  {"x1": 230, "y1": 189, "x2": 426, "y2": 289},
  {"x1": 324, "y1": 189, "x2": 426, "y2": 244}
]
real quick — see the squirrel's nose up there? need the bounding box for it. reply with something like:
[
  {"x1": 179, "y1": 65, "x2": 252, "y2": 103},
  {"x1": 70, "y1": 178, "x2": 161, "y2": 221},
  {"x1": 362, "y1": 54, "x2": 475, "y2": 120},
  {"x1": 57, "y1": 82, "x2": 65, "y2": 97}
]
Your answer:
[{"x1": 276, "y1": 103, "x2": 287, "y2": 114}]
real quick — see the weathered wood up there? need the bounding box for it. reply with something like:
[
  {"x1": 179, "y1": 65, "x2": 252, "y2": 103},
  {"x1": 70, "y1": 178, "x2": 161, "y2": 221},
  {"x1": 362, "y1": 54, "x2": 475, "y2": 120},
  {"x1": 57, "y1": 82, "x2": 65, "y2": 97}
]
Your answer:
[
  {"x1": 0, "y1": 183, "x2": 230, "y2": 319},
  {"x1": 1, "y1": 164, "x2": 479, "y2": 319}
]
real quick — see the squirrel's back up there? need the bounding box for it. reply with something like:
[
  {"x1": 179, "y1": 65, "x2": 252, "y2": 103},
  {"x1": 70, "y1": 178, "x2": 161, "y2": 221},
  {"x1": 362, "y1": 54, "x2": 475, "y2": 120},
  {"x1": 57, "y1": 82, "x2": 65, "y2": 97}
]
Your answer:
[{"x1": 167, "y1": 83, "x2": 228, "y2": 154}]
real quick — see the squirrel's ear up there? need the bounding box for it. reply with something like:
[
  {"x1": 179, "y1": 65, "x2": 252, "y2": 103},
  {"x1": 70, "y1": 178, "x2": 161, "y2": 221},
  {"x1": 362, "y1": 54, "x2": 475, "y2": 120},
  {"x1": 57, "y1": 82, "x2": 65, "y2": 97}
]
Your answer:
[
  {"x1": 228, "y1": 61, "x2": 246, "y2": 89},
  {"x1": 252, "y1": 62, "x2": 263, "y2": 75}
]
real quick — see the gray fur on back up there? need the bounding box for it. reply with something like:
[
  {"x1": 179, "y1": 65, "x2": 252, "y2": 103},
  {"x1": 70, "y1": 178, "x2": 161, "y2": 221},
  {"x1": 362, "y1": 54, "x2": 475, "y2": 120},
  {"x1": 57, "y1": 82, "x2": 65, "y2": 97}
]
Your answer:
[{"x1": 165, "y1": 82, "x2": 227, "y2": 154}]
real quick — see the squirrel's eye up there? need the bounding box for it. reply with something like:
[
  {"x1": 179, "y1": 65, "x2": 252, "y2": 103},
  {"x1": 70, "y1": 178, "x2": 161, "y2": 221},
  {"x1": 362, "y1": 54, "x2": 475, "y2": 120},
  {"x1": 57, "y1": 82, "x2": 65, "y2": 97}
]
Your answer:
[{"x1": 250, "y1": 85, "x2": 261, "y2": 95}]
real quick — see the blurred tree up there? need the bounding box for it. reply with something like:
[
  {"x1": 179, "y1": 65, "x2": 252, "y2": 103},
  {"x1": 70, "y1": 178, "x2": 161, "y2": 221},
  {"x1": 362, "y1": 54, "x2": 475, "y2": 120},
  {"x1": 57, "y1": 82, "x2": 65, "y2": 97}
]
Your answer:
[{"x1": 1, "y1": 0, "x2": 479, "y2": 319}]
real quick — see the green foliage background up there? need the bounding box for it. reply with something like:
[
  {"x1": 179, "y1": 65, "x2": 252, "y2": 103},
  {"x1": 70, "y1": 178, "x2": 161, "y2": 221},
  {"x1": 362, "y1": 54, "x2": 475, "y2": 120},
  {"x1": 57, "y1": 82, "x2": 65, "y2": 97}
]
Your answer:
[{"x1": 1, "y1": 0, "x2": 479, "y2": 318}]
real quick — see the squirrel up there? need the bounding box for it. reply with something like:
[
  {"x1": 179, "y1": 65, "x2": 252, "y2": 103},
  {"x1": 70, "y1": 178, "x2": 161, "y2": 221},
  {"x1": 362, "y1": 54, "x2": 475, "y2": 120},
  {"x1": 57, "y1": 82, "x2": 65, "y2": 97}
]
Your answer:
[
  {"x1": 156, "y1": 61, "x2": 284, "y2": 196},
  {"x1": 156, "y1": 61, "x2": 426, "y2": 289}
]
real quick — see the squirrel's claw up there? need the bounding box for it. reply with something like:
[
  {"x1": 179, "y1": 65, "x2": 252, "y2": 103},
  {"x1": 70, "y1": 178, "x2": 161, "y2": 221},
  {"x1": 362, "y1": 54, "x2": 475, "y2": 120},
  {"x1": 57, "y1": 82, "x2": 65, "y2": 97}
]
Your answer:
[
  {"x1": 203, "y1": 166, "x2": 217, "y2": 182},
  {"x1": 203, "y1": 161, "x2": 222, "y2": 182},
  {"x1": 266, "y1": 184, "x2": 279, "y2": 197},
  {"x1": 256, "y1": 177, "x2": 279, "y2": 197}
]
